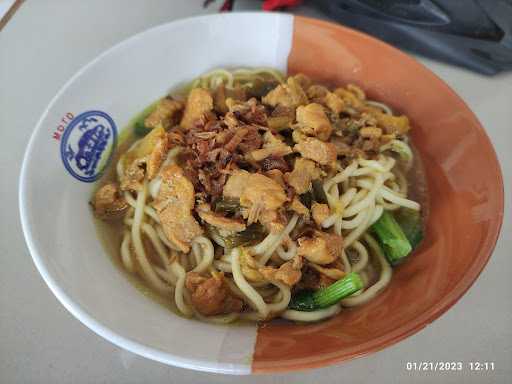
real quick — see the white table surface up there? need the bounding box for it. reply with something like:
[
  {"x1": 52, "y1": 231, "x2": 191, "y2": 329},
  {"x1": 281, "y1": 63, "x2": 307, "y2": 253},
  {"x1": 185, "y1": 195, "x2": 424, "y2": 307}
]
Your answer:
[{"x1": 1, "y1": 1, "x2": 510, "y2": 383}]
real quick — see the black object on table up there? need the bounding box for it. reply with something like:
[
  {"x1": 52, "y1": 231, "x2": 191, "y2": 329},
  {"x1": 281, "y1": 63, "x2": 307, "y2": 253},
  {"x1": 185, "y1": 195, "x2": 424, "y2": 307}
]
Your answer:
[{"x1": 314, "y1": 0, "x2": 512, "y2": 75}]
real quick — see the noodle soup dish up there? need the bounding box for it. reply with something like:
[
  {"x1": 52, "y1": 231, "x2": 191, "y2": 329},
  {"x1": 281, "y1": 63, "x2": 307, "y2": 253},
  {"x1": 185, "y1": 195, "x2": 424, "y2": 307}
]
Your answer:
[{"x1": 91, "y1": 68, "x2": 427, "y2": 324}]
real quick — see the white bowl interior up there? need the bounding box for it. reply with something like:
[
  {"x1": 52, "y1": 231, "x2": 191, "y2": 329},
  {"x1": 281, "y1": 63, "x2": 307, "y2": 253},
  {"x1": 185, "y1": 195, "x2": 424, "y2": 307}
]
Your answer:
[{"x1": 20, "y1": 13, "x2": 293, "y2": 374}]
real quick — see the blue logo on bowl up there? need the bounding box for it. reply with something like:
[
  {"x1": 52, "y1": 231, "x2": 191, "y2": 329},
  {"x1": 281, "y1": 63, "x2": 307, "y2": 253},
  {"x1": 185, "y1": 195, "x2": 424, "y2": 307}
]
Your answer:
[{"x1": 60, "y1": 111, "x2": 117, "y2": 182}]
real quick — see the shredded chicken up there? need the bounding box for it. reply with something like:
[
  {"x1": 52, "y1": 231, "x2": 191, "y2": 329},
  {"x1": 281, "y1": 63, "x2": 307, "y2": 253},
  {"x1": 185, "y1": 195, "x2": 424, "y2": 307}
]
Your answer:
[
  {"x1": 307, "y1": 84, "x2": 329, "y2": 100},
  {"x1": 289, "y1": 197, "x2": 310, "y2": 219},
  {"x1": 297, "y1": 231, "x2": 343, "y2": 265},
  {"x1": 259, "y1": 256, "x2": 303, "y2": 286},
  {"x1": 223, "y1": 169, "x2": 251, "y2": 199},
  {"x1": 262, "y1": 77, "x2": 308, "y2": 109},
  {"x1": 144, "y1": 98, "x2": 183, "y2": 129},
  {"x1": 296, "y1": 103, "x2": 332, "y2": 141},
  {"x1": 147, "y1": 134, "x2": 170, "y2": 179},
  {"x1": 360, "y1": 126, "x2": 383, "y2": 139},
  {"x1": 291, "y1": 73, "x2": 312, "y2": 90},
  {"x1": 334, "y1": 86, "x2": 365, "y2": 108},
  {"x1": 311, "y1": 203, "x2": 330, "y2": 227},
  {"x1": 372, "y1": 111, "x2": 410, "y2": 135},
  {"x1": 347, "y1": 84, "x2": 366, "y2": 100},
  {"x1": 197, "y1": 204, "x2": 246, "y2": 232},
  {"x1": 259, "y1": 209, "x2": 286, "y2": 233},
  {"x1": 285, "y1": 157, "x2": 321, "y2": 194},
  {"x1": 248, "y1": 131, "x2": 292, "y2": 162},
  {"x1": 121, "y1": 126, "x2": 168, "y2": 189},
  {"x1": 186, "y1": 272, "x2": 243, "y2": 315},
  {"x1": 324, "y1": 92, "x2": 345, "y2": 115},
  {"x1": 153, "y1": 164, "x2": 203, "y2": 252},
  {"x1": 239, "y1": 173, "x2": 288, "y2": 224},
  {"x1": 91, "y1": 182, "x2": 128, "y2": 220},
  {"x1": 265, "y1": 169, "x2": 286, "y2": 188},
  {"x1": 120, "y1": 159, "x2": 145, "y2": 192},
  {"x1": 180, "y1": 88, "x2": 214, "y2": 130},
  {"x1": 294, "y1": 138, "x2": 337, "y2": 166}
]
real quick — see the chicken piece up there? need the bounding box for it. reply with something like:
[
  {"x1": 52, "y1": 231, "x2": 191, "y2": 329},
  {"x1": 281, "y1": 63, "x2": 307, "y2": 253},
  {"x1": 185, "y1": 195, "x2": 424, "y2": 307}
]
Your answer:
[
  {"x1": 180, "y1": 88, "x2": 213, "y2": 130},
  {"x1": 196, "y1": 204, "x2": 246, "y2": 232},
  {"x1": 360, "y1": 126, "x2": 383, "y2": 139},
  {"x1": 121, "y1": 125, "x2": 171, "y2": 188},
  {"x1": 224, "y1": 97, "x2": 266, "y2": 126},
  {"x1": 123, "y1": 126, "x2": 166, "y2": 168},
  {"x1": 289, "y1": 197, "x2": 310, "y2": 219},
  {"x1": 372, "y1": 111, "x2": 410, "y2": 135},
  {"x1": 296, "y1": 103, "x2": 333, "y2": 141},
  {"x1": 240, "y1": 173, "x2": 288, "y2": 224},
  {"x1": 306, "y1": 84, "x2": 329, "y2": 100},
  {"x1": 259, "y1": 209, "x2": 286, "y2": 233},
  {"x1": 223, "y1": 169, "x2": 251, "y2": 199},
  {"x1": 324, "y1": 92, "x2": 345, "y2": 115},
  {"x1": 153, "y1": 164, "x2": 203, "y2": 252},
  {"x1": 291, "y1": 128, "x2": 307, "y2": 144},
  {"x1": 144, "y1": 98, "x2": 183, "y2": 129},
  {"x1": 284, "y1": 158, "x2": 321, "y2": 195},
  {"x1": 185, "y1": 272, "x2": 243, "y2": 316},
  {"x1": 120, "y1": 159, "x2": 145, "y2": 191},
  {"x1": 262, "y1": 77, "x2": 308, "y2": 109},
  {"x1": 259, "y1": 256, "x2": 303, "y2": 286},
  {"x1": 267, "y1": 105, "x2": 295, "y2": 131},
  {"x1": 265, "y1": 169, "x2": 285, "y2": 188},
  {"x1": 333, "y1": 87, "x2": 364, "y2": 109},
  {"x1": 297, "y1": 231, "x2": 343, "y2": 265},
  {"x1": 311, "y1": 203, "x2": 330, "y2": 227},
  {"x1": 147, "y1": 134, "x2": 170, "y2": 180},
  {"x1": 294, "y1": 138, "x2": 337, "y2": 166},
  {"x1": 91, "y1": 182, "x2": 128, "y2": 220},
  {"x1": 347, "y1": 84, "x2": 366, "y2": 100},
  {"x1": 248, "y1": 131, "x2": 292, "y2": 162},
  {"x1": 291, "y1": 73, "x2": 312, "y2": 90}
]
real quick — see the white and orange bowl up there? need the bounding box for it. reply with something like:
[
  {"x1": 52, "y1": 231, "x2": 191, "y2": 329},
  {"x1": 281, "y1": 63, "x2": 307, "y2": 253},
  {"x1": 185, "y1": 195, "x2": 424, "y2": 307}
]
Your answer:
[{"x1": 19, "y1": 13, "x2": 503, "y2": 374}]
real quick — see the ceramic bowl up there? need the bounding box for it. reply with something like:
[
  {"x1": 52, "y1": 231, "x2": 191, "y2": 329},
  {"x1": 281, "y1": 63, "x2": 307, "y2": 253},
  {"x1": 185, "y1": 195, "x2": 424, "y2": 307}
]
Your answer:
[{"x1": 19, "y1": 13, "x2": 504, "y2": 374}]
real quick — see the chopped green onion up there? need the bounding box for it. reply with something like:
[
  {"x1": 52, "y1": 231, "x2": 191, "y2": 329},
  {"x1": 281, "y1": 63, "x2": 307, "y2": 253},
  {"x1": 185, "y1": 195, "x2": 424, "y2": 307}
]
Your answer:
[
  {"x1": 394, "y1": 208, "x2": 424, "y2": 249},
  {"x1": 288, "y1": 290, "x2": 316, "y2": 311},
  {"x1": 312, "y1": 179, "x2": 328, "y2": 204},
  {"x1": 371, "y1": 210, "x2": 412, "y2": 265},
  {"x1": 247, "y1": 79, "x2": 279, "y2": 98},
  {"x1": 288, "y1": 272, "x2": 363, "y2": 311},
  {"x1": 224, "y1": 224, "x2": 266, "y2": 248},
  {"x1": 212, "y1": 197, "x2": 240, "y2": 214},
  {"x1": 134, "y1": 119, "x2": 151, "y2": 137},
  {"x1": 312, "y1": 272, "x2": 364, "y2": 308},
  {"x1": 299, "y1": 191, "x2": 313, "y2": 209}
]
